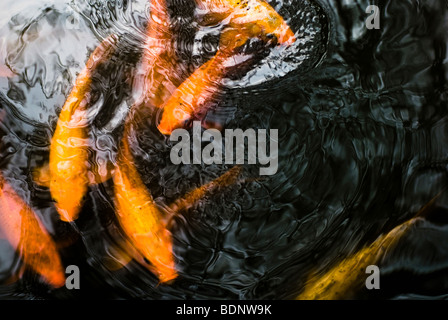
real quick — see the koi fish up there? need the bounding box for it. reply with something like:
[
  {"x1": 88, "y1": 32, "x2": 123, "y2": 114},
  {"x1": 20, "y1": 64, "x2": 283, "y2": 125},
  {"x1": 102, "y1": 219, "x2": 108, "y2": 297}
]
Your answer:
[
  {"x1": 134, "y1": 0, "x2": 180, "y2": 109},
  {"x1": 106, "y1": 3, "x2": 179, "y2": 281},
  {"x1": 113, "y1": 116, "x2": 177, "y2": 283},
  {"x1": 157, "y1": 0, "x2": 296, "y2": 135},
  {"x1": 296, "y1": 194, "x2": 441, "y2": 300},
  {"x1": 0, "y1": 173, "x2": 65, "y2": 288},
  {"x1": 103, "y1": 0, "x2": 184, "y2": 281},
  {"x1": 44, "y1": 35, "x2": 118, "y2": 222},
  {"x1": 104, "y1": 165, "x2": 243, "y2": 273},
  {"x1": 169, "y1": 165, "x2": 243, "y2": 213}
]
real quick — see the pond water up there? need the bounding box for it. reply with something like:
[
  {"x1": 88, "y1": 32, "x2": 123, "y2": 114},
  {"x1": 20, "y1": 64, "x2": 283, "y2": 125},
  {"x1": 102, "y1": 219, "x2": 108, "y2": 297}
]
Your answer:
[{"x1": 0, "y1": 0, "x2": 448, "y2": 300}]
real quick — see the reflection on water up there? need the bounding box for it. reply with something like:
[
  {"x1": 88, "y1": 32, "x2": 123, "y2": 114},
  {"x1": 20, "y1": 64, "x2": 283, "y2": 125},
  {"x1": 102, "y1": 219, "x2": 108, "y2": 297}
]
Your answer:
[{"x1": 0, "y1": 0, "x2": 447, "y2": 299}]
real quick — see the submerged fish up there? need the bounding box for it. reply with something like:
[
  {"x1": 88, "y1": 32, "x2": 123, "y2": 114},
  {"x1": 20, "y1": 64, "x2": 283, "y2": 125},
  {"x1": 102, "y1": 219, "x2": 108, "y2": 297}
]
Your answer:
[
  {"x1": 38, "y1": 0, "x2": 172, "y2": 224},
  {"x1": 105, "y1": 0, "x2": 178, "y2": 283},
  {"x1": 157, "y1": 0, "x2": 296, "y2": 135},
  {"x1": 113, "y1": 138, "x2": 177, "y2": 283},
  {"x1": 0, "y1": 173, "x2": 65, "y2": 288},
  {"x1": 44, "y1": 35, "x2": 118, "y2": 222},
  {"x1": 169, "y1": 165, "x2": 243, "y2": 213},
  {"x1": 296, "y1": 195, "x2": 441, "y2": 300},
  {"x1": 106, "y1": 163, "x2": 243, "y2": 274},
  {"x1": 108, "y1": 0, "x2": 272, "y2": 281},
  {"x1": 134, "y1": 0, "x2": 180, "y2": 109}
]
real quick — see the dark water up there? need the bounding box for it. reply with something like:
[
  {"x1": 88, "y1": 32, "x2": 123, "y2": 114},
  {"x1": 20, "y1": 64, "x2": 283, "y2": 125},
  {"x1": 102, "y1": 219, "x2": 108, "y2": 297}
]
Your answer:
[{"x1": 0, "y1": 0, "x2": 448, "y2": 300}]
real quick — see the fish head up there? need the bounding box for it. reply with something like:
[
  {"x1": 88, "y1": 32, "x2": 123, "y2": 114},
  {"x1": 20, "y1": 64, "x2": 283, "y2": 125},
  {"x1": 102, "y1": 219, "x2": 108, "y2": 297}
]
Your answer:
[
  {"x1": 254, "y1": 2, "x2": 296, "y2": 45},
  {"x1": 157, "y1": 103, "x2": 192, "y2": 135},
  {"x1": 231, "y1": 0, "x2": 296, "y2": 46}
]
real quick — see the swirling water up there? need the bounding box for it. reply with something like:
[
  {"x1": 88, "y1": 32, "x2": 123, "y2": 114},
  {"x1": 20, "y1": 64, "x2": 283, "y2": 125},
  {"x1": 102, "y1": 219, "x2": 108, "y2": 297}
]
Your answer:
[{"x1": 0, "y1": 0, "x2": 447, "y2": 300}]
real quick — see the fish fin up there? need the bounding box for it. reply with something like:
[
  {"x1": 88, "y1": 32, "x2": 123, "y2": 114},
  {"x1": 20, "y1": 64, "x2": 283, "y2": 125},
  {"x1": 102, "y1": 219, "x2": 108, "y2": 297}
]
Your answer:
[
  {"x1": 32, "y1": 164, "x2": 51, "y2": 188},
  {"x1": 102, "y1": 237, "x2": 145, "y2": 272},
  {"x1": 102, "y1": 242, "x2": 134, "y2": 272},
  {"x1": 87, "y1": 161, "x2": 115, "y2": 186},
  {"x1": 3, "y1": 263, "x2": 25, "y2": 285},
  {"x1": 201, "y1": 105, "x2": 237, "y2": 132},
  {"x1": 415, "y1": 187, "x2": 447, "y2": 219}
]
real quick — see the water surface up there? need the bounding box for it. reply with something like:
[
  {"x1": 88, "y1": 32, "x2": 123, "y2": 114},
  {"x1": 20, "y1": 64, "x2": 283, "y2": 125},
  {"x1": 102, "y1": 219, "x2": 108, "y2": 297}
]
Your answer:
[{"x1": 0, "y1": 0, "x2": 447, "y2": 300}]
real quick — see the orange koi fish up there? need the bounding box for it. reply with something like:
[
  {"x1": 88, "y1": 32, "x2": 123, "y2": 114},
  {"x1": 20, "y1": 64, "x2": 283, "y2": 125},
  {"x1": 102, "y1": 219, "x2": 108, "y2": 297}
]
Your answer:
[
  {"x1": 104, "y1": 165, "x2": 243, "y2": 273},
  {"x1": 169, "y1": 165, "x2": 242, "y2": 213},
  {"x1": 296, "y1": 194, "x2": 441, "y2": 300},
  {"x1": 46, "y1": 35, "x2": 118, "y2": 222},
  {"x1": 108, "y1": 2, "x2": 178, "y2": 282},
  {"x1": 134, "y1": 0, "x2": 180, "y2": 109},
  {"x1": 113, "y1": 117, "x2": 177, "y2": 283},
  {"x1": 0, "y1": 173, "x2": 65, "y2": 288},
  {"x1": 106, "y1": 0, "x2": 183, "y2": 282},
  {"x1": 157, "y1": 0, "x2": 296, "y2": 135}
]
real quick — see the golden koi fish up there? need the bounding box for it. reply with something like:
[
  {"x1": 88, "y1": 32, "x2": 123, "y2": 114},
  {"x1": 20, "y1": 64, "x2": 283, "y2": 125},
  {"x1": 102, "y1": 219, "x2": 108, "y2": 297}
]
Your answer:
[
  {"x1": 113, "y1": 115, "x2": 177, "y2": 283},
  {"x1": 106, "y1": 0, "x2": 183, "y2": 283},
  {"x1": 135, "y1": 0, "x2": 180, "y2": 109},
  {"x1": 157, "y1": 0, "x2": 296, "y2": 135},
  {"x1": 296, "y1": 195, "x2": 441, "y2": 300},
  {"x1": 105, "y1": 164, "x2": 243, "y2": 273},
  {"x1": 45, "y1": 35, "x2": 118, "y2": 222},
  {"x1": 106, "y1": 1, "x2": 178, "y2": 282},
  {"x1": 169, "y1": 165, "x2": 243, "y2": 213},
  {"x1": 39, "y1": 0, "x2": 172, "y2": 223},
  {"x1": 111, "y1": 109, "x2": 244, "y2": 282},
  {"x1": 0, "y1": 173, "x2": 65, "y2": 288}
]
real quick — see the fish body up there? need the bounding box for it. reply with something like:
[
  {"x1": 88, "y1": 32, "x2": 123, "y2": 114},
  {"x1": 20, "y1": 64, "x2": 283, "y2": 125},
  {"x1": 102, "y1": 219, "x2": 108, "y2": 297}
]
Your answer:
[
  {"x1": 157, "y1": 0, "x2": 296, "y2": 135},
  {"x1": 49, "y1": 35, "x2": 117, "y2": 222},
  {"x1": 297, "y1": 195, "x2": 442, "y2": 300},
  {"x1": 109, "y1": 0, "x2": 179, "y2": 283},
  {"x1": 113, "y1": 114, "x2": 177, "y2": 283},
  {"x1": 297, "y1": 221, "x2": 413, "y2": 300},
  {"x1": 0, "y1": 174, "x2": 65, "y2": 288},
  {"x1": 134, "y1": 0, "x2": 180, "y2": 109},
  {"x1": 170, "y1": 165, "x2": 243, "y2": 213}
]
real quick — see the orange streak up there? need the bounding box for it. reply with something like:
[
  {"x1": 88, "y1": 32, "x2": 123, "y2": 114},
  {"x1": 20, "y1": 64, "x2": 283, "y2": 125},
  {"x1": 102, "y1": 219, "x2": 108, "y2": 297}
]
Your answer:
[
  {"x1": 113, "y1": 120, "x2": 177, "y2": 283},
  {"x1": 0, "y1": 173, "x2": 65, "y2": 288},
  {"x1": 170, "y1": 165, "x2": 243, "y2": 212},
  {"x1": 222, "y1": 0, "x2": 296, "y2": 45},
  {"x1": 49, "y1": 35, "x2": 117, "y2": 222},
  {"x1": 297, "y1": 220, "x2": 413, "y2": 300},
  {"x1": 296, "y1": 193, "x2": 442, "y2": 300},
  {"x1": 157, "y1": 53, "x2": 225, "y2": 135},
  {"x1": 136, "y1": 0, "x2": 180, "y2": 108},
  {"x1": 106, "y1": 165, "x2": 243, "y2": 272},
  {"x1": 158, "y1": 0, "x2": 296, "y2": 135}
]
